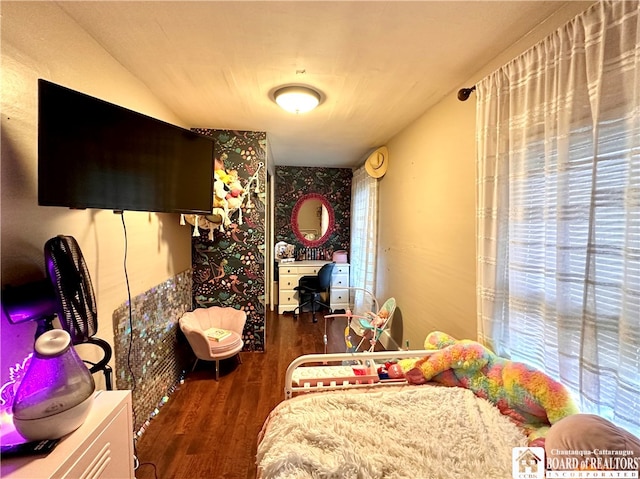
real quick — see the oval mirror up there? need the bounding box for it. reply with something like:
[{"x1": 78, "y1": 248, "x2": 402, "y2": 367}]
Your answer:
[{"x1": 291, "y1": 193, "x2": 335, "y2": 247}]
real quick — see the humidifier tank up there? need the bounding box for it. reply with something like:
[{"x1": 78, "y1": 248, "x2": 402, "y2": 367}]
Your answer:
[{"x1": 12, "y1": 329, "x2": 95, "y2": 441}]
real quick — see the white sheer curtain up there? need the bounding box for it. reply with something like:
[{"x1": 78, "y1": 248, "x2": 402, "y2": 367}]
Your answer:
[
  {"x1": 350, "y1": 165, "x2": 378, "y2": 310},
  {"x1": 477, "y1": 0, "x2": 640, "y2": 436}
]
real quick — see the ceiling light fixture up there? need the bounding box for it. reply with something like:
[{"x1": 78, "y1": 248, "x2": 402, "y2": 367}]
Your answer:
[{"x1": 273, "y1": 86, "x2": 321, "y2": 114}]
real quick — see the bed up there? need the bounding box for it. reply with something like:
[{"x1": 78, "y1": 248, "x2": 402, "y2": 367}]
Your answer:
[{"x1": 257, "y1": 350, "x2": 530, "y2": 479}]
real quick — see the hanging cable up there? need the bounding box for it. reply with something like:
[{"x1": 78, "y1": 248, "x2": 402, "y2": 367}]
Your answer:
[
  {"x1": 120, "y1": 212, "x2": 160, "y2": 479},
  {"x1": 120, "y1": 212, "x2": 136, "y2": 395}
]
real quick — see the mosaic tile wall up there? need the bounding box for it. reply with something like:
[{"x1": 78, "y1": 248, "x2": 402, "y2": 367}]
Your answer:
[
  {"x1": 112, "y1": 269, "x2": 193, "y2": 433},
  {"x1": 275, "y1": 166, "x2": 352, "y2": 254},
  {"x1": 191, "y1": 129, "x2": 267, "y2": 352}
]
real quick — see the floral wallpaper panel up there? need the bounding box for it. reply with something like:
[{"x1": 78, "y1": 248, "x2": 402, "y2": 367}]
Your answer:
[
  {"x1": 275, "y1": 166, "x2": 352, "y2": 258},
  {"x1": 190, "y1": 129, "x2": 267, "y2": 352}
]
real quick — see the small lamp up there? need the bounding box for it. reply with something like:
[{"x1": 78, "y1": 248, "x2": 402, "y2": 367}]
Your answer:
[{"x1": 274, "y1": 86, "x2": 321, "y2": 114}]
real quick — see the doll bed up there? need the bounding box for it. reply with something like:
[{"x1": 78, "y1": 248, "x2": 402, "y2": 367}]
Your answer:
[{"x1": 257, "y1": 350, "x2": 529, "y2": 479}]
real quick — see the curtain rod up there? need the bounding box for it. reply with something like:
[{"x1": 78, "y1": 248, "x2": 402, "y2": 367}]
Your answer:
[{"x1": 457, "y1": 86, "x2": 476, "y2": 101}]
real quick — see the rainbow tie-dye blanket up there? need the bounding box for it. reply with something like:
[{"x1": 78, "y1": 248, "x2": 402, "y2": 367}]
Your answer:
[{"x1": 398, "y1": 331, "x2": 579, "y2": 445}]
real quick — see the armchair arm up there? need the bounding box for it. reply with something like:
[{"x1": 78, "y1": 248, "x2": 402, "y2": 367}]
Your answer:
[{"x1": 179, "y1": 315, "x2": 213, "y2": 360}]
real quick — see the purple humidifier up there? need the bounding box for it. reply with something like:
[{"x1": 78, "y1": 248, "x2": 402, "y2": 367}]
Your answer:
[{"x1": 12, "y1": 329, "x2": 95, "y2": 441}]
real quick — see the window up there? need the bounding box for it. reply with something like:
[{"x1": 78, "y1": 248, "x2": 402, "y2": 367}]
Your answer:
[{"x1": 476, "y1": 1, "x2": 639, "y2": 435}]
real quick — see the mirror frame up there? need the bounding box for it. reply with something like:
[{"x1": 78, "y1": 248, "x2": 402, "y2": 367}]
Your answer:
[{"x1": 291, "y1": 193, "x2": 335, "y2": 247}]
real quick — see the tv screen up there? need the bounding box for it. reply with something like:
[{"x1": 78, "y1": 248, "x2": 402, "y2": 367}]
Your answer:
[{"x1": 38, "y1": 79, "x2": 214, "y2": 214}]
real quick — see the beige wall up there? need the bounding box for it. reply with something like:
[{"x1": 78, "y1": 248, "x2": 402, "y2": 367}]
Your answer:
[
  {"x1": 377, "y1": 94, "x2": 477, "y2": 348},
  {"x1": 1, "y1": 2, "x2": 192, "y2": 387},
  {"x1": 376, "y1": 2, "x2": 592, "y2": 349}
]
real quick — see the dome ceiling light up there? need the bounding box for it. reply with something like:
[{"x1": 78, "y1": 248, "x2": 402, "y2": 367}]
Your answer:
[{"x1": 273, "y1": 85, "x2": 321, "y2": 114}]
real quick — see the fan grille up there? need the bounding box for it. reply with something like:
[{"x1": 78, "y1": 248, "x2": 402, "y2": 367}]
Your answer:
[{"x1": 44, "y1": 235, "x2": 98, "y2": 344}]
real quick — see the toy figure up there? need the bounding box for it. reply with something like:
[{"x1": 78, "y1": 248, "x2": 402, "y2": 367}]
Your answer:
[{"x1": 367, "y1": 309, "x2": 389, "y2": 328}]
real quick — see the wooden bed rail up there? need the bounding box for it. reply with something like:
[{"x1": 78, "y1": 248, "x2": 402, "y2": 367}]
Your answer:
[{"x1": 284, "y1": 349, "x2": 435, "y2": 399}]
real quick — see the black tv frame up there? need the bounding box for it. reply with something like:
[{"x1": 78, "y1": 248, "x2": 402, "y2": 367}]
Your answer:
[{"x1": 38, "y1": 79, "x2": 214, "y2": 215}]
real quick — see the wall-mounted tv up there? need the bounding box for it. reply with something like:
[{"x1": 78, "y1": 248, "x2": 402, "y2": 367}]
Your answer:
[{"x1": 38, "y1": 79, "x2": 214, "y2": 214}]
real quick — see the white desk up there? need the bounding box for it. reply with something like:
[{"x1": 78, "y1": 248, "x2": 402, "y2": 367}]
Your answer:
[{"x1": 277, "y1": 261, "x2": 350, "y2": 314}]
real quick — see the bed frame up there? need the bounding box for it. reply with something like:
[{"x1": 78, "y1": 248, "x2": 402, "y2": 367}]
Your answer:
[
  {"x1": 261, "y1": 349, "x2": 527, "y2": 479},
  {"x1": 284, "y1": 349, "x2": 435, "y2": 399}
]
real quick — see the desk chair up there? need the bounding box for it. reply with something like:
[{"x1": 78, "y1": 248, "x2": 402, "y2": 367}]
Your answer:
[{"x1": 292, "y1": 262, "x2": 335, "y2": 323}]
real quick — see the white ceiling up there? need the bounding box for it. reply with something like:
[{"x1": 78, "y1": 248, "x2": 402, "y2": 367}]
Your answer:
[{"x1": 52, "y1": 1, "x2": 591, "y2": 168}]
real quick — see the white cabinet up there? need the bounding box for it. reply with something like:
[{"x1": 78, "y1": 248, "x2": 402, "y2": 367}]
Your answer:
[
  {"x1": 1, "y1": 390, "x2": 135, "y2": 479},
  {"x1": 329, "y1": 263, "x2": 350, "y2": 311},
  {"x1": 277, "y1": 261, "x2": 350, "y2": 314}
]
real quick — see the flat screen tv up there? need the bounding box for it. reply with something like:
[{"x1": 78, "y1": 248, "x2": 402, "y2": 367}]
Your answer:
[{"x1": 38, "y1": 79, "x2": 214, "y2": 214}]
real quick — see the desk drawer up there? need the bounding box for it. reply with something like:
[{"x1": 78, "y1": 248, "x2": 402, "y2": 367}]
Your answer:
[
  {"x1": 279, "y1": 265, "x2": 324, "y2": 276},
  {"x1": 278, "y1": 289, "x2": 299, "y2": 314},
  {"x1": 331, "y1": 273, "x2": 349, "y2": 289},
  {"x1": 279, "y1": 291, "x2": 299, "y2": 305},
  {"x1": 279, "y1": 274, "x2": 300, "y2": 290}
]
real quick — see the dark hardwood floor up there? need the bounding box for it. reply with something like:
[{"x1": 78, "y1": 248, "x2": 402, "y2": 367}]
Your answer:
[{"x1": 134, "y1": 308, "x2": 356, "y2": 479}]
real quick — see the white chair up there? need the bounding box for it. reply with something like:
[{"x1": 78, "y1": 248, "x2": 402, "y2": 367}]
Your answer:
[{"x1": 179, "y1": 306, "x2": 246, "y2": 380}]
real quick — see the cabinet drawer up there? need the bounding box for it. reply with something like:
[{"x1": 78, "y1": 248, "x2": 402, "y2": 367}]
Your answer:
[
  {"x1": 331, "y1": 273, "x2": 349, "y2": 289},
  {"x1": 62, "y1": 405, "x2": 131, "y2": 479},
  {"x1": 330, "y1": 288, "x2": 350, "y2": 306},
  {"x1": 0, "y1": 391, "x2": 134, "y2": 479},
  {"x1": 333, "y1": 265, "x2": 349, "y2": 276}
]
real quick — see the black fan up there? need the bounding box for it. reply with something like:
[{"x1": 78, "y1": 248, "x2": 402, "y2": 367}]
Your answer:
[{"x1": 44, "y1": 235, "x2": 113, "y2": 390}]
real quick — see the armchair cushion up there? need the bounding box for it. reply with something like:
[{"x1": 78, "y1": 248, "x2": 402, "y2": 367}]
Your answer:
[{"x1": 206, "y1": 332, "x2": 243, "y2": 356}]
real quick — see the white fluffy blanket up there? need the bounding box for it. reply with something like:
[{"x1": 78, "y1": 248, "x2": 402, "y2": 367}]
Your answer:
[{"x1": 257, "y1": 386, "x2": 528, "y2": 479}]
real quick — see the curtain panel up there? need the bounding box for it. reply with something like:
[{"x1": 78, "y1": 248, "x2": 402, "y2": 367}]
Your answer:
[
  {"x1": 476, "y1": 0, "x2": 639, "y2": 435},
  {"x1": 350, "y1": 165, "x2": 378, "y2": 306}
]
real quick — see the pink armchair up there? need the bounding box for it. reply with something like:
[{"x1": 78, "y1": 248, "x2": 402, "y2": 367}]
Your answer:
[{"x1": 179, "y1": 306, "x2": 247, "y2": 380}]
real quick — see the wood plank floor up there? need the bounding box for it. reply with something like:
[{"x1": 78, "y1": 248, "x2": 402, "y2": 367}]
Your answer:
[{"x1": 134, "y1": 309, "x2": 359, "y2": 479}]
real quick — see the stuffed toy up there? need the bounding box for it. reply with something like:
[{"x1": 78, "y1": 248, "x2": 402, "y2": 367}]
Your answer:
[
  {"x1": 225, "y1": 170, "x2": 244, "y2": 197},
  {"x1": 213, "y1": 176, "x2": 228, "y2": 208},
  {"x1": 215, "y1": 168, "x2": 232, "y2": 185},
  {"x1": 394, "y1": 331, "x2": 579, "y2": 445},
  {"x1": 212, "y1": 172, "x2": 231, "y2": 227},
  {"x1": 214, "y1": 168, "x2": 244, "y2": 213}
]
